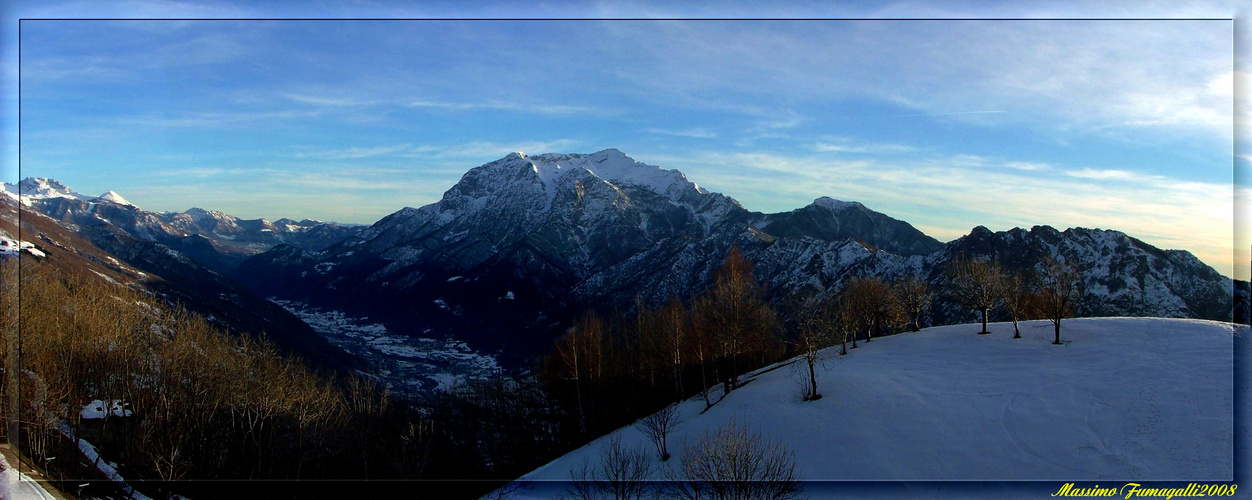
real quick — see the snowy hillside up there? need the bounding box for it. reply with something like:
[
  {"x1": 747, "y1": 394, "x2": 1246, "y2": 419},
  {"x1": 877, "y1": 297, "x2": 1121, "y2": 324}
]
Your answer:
[{"x1": 506, "y1": 318, "x2": 1238, "y2": 497}]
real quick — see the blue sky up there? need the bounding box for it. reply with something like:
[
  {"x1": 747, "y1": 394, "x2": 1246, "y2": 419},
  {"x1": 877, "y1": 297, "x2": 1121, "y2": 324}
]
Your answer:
[{"x1": 1, "y1": 1, "x2": 1247, "y2": 279}]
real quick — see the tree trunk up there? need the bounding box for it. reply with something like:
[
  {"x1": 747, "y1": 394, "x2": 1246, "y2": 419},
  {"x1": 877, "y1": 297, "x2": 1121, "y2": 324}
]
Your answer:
[
  {"x1": 574, "y1": 376, "x2": 586, "y2": 436},
  {"x1": 807, "y1": 357, "x2": 818, "y2": 401},
  {"x1": 1012, "y1": 318, "x2": 1020, "y2": 339},
  {"x1": 979, "y1": 308, "x2": 989, "y2": 334},
  {"x1": 672, "y1": 361, "x2": 682, "y2": 401},
  {"x1": 1052, "y1": 319, "x2": 1062, "y2": 345},
  {"x1": 672, "y1": 337, "x2": 684, "y2": 400},
  {"x1": 698, "y1": 348, "x2": 711, "y2": 408}
]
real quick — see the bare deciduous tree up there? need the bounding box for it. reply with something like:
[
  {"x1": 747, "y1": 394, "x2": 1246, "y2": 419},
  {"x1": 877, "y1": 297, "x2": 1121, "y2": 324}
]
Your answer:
[
  {"x1": 1036, "y1": 257, "x2": 1082, "y2": 345},
  {"x1": 834, "y1": 292, "x2": 857, "y2": 355},
  {"x1": 948, "y1": 257, "x2": 1004, "y2": 334},
  {"x1": 843, "y1": 276, "x2": 889, "y2": 344},
  {"x1": 689, "y1": 309, "x2": 714, "y2": 409},
  {"x1": 1000, "y1": 269, "x2": 1032, "y2": 339},
  {"x1": 895, "y1": 274, "x2": 933, "y2": 332},
  {"x1": 634, "y1": 403, "x2": 680, "y2": 461},
  {"x1": 669, "y1": 418, "x2": 801, "y2": 500},
  {"x1": 555, "y1": 312, "x2": 606, "y2": 435},
  {"x1": 876, "y1": 285, "x2": 906, "y2": 337},
  {"x1": 785, "y1": 290, "x2": 831, "y2": 401},
  {"x1": 698, "y1": 247, "x2": 778, "y2": 396},
  {"x1": 569, "y1": 435, "x2": 653, "y2": 500},
  {"x1": 657, "y1": 298, "x2": 689, "y2": 401}
]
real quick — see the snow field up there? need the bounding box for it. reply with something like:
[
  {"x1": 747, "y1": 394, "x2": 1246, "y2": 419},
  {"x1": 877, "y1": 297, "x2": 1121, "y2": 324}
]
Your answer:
[{"x1": 514, "y1": 318, "x2": 1236, "y2": 494}]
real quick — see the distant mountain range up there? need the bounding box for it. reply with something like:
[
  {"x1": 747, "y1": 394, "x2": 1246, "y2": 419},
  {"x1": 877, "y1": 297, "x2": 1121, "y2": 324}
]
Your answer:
[
  {"x1": 211, "y1": 149, "x2": 1237, "y2": 367},
  {"x1": 6, "y1": 151, "x2": 1241, "y2": 371},
  {"x1": 4, "y1": 177, "x2": 362, "y2": 276}
]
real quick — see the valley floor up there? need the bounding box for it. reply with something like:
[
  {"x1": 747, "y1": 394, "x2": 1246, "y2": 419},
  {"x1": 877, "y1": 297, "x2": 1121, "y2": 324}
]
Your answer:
[
  {"x1": 270, "y1": 298, "x2": 501, "y2": 400},
  {"x1": 508, "y1": 318, "x2": 1241, "y2": 497}
]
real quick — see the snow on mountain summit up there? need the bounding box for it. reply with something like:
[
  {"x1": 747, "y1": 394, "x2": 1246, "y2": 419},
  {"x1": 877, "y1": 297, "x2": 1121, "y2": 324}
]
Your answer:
[
  {"x1": 3, "y1": 177, "x2": 97, "y2": 206},
  {"x1": 812, "y1": 196, "x2": 864, "y2": 211},
  {"x1": 17, "y1": 177, "x2": 76, "y2": 196},
  {"x1": 529, "y1": 149, "x2": 701, "y2": 198},
  {"x1": 2, "y1": 177, "x2": 143, "y2": 209},
  {"x1": 4, "y1": 178, "x2": 136, "y2": 208},
  {"x1": 490, "y1": 149, "x2": 708, "y2": 209},
  {"x1": 5, "y1": 177, "x2": 94, "y2": 202},
  {"x1": 353, "y1": 149, "x2": 738, "y2": 247},
  {"x1": 325, "y1": 149, "x2": 755, "y2": 297},
  {"x1": 96, "y1": 190, "x2": 134, "y2": 206}
]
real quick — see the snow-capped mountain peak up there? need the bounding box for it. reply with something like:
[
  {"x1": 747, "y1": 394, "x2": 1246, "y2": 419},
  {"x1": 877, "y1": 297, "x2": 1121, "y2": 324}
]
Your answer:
[
  {"x1": 484, "y1": 149, "x2": 705, "y2": 209},
  {"x1": 96, "y1": 190, "x2": 134, "y2": 206},
  {"x1": 18, "y1": 177, "x2": 75, "y2": 196},
  {"x1": 531, "y1": 148, "x2": 695, "y2": 197},
  {"x1": 379, "y1": 149, "x2": 740, "y2": 248},
  {"x1": 3, "y1": 177, "x2": 98, "y2": 207},
  {"x1": 5, "y1": 177, "x2": 95, "y2": 204},
  {"x1": 5, "y1": 178, "x2": 136, "y2": 209},
  {"x1": 812, "y1": 196, "x2": 864, "y2": 211}
]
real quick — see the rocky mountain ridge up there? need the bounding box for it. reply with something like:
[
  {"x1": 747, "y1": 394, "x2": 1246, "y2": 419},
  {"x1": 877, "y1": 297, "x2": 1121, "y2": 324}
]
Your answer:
[
  {"x1": 5, "y1": 178, "x2": 363, "y2": 275},
  {"x1": 231, "y1": 149, "x2": 1235, "y2": 366}
]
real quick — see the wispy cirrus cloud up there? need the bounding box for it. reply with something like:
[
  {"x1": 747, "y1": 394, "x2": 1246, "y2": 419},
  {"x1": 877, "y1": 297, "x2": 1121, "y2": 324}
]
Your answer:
[
  {"x1": 281, "y1": 91, "x2": 602, "y2": 116},
  {"x1": 645, "y1": 127, "x2": 717, "y2": 139},
  {"x1": 405, "y1": 99, "x2": 597, "y2": 115},
  {"x1": 115, "y1": 109, "x2": 323, "y2": 128},
  {"x1": 294, "y1": 144, "x2": 413, "y2": 161},
  {"x1": 811, "y1": 139, "x2": 916, "y2": 154},
  {"x1": 403, "y1": 139, "x2": 584, "y2": 160},
  {"x1": 22, "y1": 27, "x2": 254, "y2": 84},
  {"x1": 270, "y1": 171, "x2": 410, "y2": 191},
  {"x1": 599, "y1": 20, "x2": 1231, "y2": 142},
  {"x1": 282, "y1": 93, "x2": 380, "y2": 107},
  {"x1": 878, "y1": 110, "x2": 1008, "y2": 119},
  {"x1": 151, "y1": 167, "x2": 260, "y2": 179},
  {"x1": 1002, "y1": 161, "x2": 1050, "y2": 172},
  {"x1": 1065, "y1": 168, "x2": 1141, "y2": 181}
]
